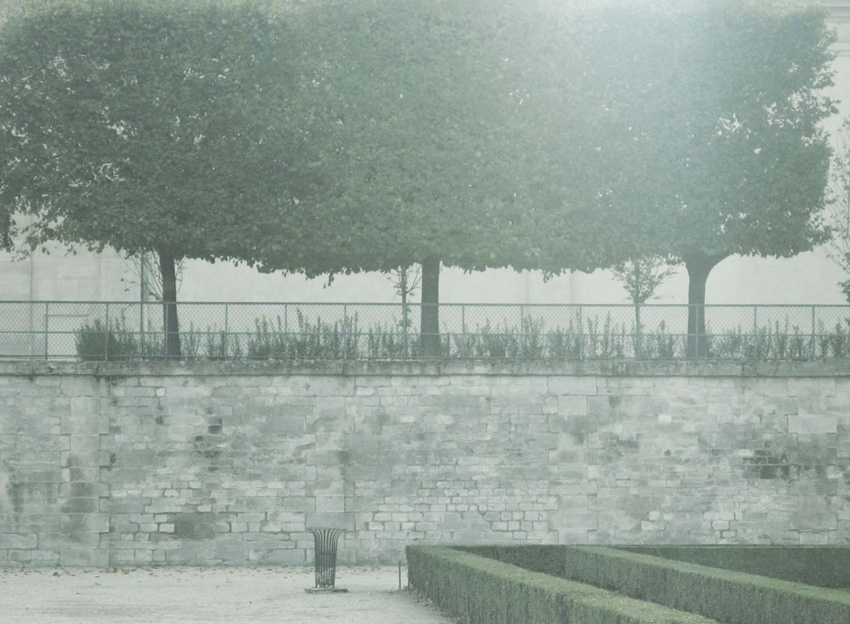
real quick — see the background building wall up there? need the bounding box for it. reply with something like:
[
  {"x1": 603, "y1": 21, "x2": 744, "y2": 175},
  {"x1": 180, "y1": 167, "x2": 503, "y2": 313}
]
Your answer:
[{"x1": 1, "y1": 361, "x2": 848, "y2": 567}]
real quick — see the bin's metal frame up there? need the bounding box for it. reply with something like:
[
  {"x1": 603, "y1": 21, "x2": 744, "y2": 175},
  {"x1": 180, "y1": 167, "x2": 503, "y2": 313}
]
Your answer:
[{"x1": 306, "y1": 528, "x2": 347, "y2": 593}]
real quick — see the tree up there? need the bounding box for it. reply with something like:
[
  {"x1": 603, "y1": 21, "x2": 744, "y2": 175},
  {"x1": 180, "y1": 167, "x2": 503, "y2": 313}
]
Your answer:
[
  {"x1": 256, "y1": 0, "x2": 603, "y2": 356},
  {"x1": 826, "y1": 119, "x2": 850, "y2": 302},
  {"x1": 612, "y1": 257, "x2": 677, "y2": 309},
  {"x1": 387, "y1": 264, "x2": 420, "y2": 339},
  {"x1": 612, "y1": 256, "x2": 678, "y2": 356},
  {"x1": 120, "y1": 251, "x2": 184, "y2": 302},
  {"x1": 0, "y1": 206, "x2": 10, "y2": 252},
  {"x1": 578, "y1": 1, "x2": 836, "y2": 355},
  {"x1": 0, "y1": 0, "x2": 323, "y2": 356}
]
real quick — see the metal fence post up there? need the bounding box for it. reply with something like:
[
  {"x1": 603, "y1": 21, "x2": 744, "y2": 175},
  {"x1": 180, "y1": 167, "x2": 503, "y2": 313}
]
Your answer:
[
  {"x1": 139, "y1": 299, "x2": 145, "y2": 354},
  {"x1": 695, "y1": 304, "x2": 701, "y2": 359},
  {"x1": 811, "y1": 305, "x2": 816, "y2": 360},
  {"x1": 461, "y1": 304, "x2": 466, "y2": 357},
  {"x1": 753, "y1": 306, "x2": 759, "y2": 359},
  {"x1": 402, "y1": 301, "x2": 408, "y2": 358},
  {"x1": 578, "y1": 305, "x2": 584, "y2": 360},
  {"x1": 164, "y1": 301, "x2": 169, "y2": 360},
  {"x1": 343, "y1": 304, "x2": 348, "y2": 359},
  {"x1": 44, "y1": 302, "x2": 49, "y2": 360},
  {"x1": 635, "y1": 304, "x2": 642, "y2": 360},
  {"x1": 224, "y1": 303, "x2": 229, "y2": 359},
  {"x1": 520, "y1": 305, "x2": 525, "y2": 358},
  {"x1": 104, "y1": 302, "x2": 110, "y2": 361}
]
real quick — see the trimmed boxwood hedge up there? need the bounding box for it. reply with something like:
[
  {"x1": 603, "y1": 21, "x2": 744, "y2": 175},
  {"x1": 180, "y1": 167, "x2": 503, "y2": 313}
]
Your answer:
[
  {"x1": 562, "y1": 546, "x2": 850, "y2": 624},
  {"x1": 406, "y1": 545, "x2": 719, "y2": 624},
  {"x1": 458, "y1": 545, "x2": 568, "y2": 577},
  {"x1": 614, "y1": 545, "x2": 850, "y2": 588}
]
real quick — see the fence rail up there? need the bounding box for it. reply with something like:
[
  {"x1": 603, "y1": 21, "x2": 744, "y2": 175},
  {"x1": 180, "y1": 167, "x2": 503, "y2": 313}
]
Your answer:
[{"x1": 1, "y1": 301, "x2": 849, "y2": 361}]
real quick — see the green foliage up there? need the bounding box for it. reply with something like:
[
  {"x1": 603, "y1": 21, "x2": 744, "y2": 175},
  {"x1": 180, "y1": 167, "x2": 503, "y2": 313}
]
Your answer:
[
  {"x1": 256, "y1": 0, "x2": 605, "y2": 278},
  {"x1": 406, "y1": 545, "x2": 716, "y2": 624},
  {"x1": 561, "y1": 546, "x2": 850, "y2": 624},
  {"x1": 246, "y1": 312, "x2": 360, "y2": 360},
  {"x1": 584, "y1": 3, "x2": 835, "y2": 261},
  {"x1": 535, "y1": 3, "x2": 838, "y2": 319},
  {"x1": 826, "y1": 121, "x2": 850, "y2": 302},
  {"x1": 612, "y1": 258, "x2": 679, "y2": 307},
  {"x1": 616, "y1": 546, "x2": 850, "y2": 589},
  {"x1": 75, "y1": 316, "x2": 234, "y2": 360},
  {"x1": 458, "y1": 545, "x2": 568, "y2": 578},
  {"x1": 703, "y1": 320, "x2": 812, "y2": 360},
  {"x1": 73, "y1": 309, "x2": 850, "y2": 361},
  {"x1": 816, "y1": 319, "x2": 850, "y2": 358},
  {"x1": 0, "y1": 0, "x2": 323, "y2": 266},
  {"x1": 75, "y1": 317, "x2": 164, "y2": 360}
]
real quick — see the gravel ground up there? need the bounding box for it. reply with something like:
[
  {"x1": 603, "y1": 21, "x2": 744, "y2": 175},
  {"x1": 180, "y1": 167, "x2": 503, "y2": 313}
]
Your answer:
[{"x1": 0, "y1": 566, "x2": 452, "y2": 624}]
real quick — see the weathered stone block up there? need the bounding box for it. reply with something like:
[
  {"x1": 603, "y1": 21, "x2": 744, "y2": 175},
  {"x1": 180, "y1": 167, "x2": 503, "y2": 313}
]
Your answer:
[
  {"x1": 557, "y1": 396, "x2": 589, "y2": 417},
  {"x1": 306, "y1": 513, "x2": 353, "y2": 530},
  {"x1": 548, "y1": 377, "x2": 597, "y2": 396},
  {"x1": 61, "y1": 413, "x2": 109, "y2": 435},
  {"x1": 266, "y1": 548, "x2": 307, "y2": 564},
  {"x1": 315, "y1": 497, "x2": 345, "y2": 513},
  {"x1": 261, "y1": 416, "x2": 306, "y2": 436},
  {"x1": 789, "y1": 415, "x2": 838, "y2": 434},
  {"x1": 788, "y1": 378, "x2": 835, "y2": 397},
  {"x1": 0, "y1": 534, "x2": 37, "y2": 549}
]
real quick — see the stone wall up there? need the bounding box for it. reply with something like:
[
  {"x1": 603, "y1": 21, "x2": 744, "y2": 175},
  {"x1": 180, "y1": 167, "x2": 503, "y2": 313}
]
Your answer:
[{"x1": 1, "y1": 360, "x2": 848, "y2": 567}]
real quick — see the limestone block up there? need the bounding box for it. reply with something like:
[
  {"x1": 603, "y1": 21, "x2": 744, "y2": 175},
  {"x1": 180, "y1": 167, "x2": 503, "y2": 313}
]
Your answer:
[
  {"x1": 0, "y1": 534, "x2": 37, "y2": 549},
  {"x1": 549, "y1": 507, "x2": 597, "y2": 531},
  {"x1": 60, "y1": 378, "x2": 99, "y2": 397},
  {"x1": 59, "y1": 513, "x2": 110, "y2": 534},
  {"x1": 40, "y1": 532, "x2": 101, "y2": 550},
  {"x1": 306, "y1": 512, "x2": 353, "y2": 530},
  {"x1": 266, "y1": 548, "x2": 307, "y2": 564},
  {"x1": 557, "y1": 396, "x2": 589, "y2": 417},
  {"x1": 69, "y1": 435, "x2": 101, "y2": 453},
  {"x1": 61, "y1": 413, "x2": 109, "y2": 435},
  {"x1": 314, "y1": 396, "x2": 347, "y2": 419},
  {"x1": 61, "y1": 498, "x2": 101, "y2": 514},
  {"x1": 548, "y1": 377, "x2": 597, "y2": 396},
  {"x1": 787, "y1": 378, "x2": 836, "y2": 397},
  {"x1": 29, "y1": 550, "x2": 60, "y2": 563},
  {"x1": 316, "y1": 497, "x2": 345, "y2": 513},
  {"x1": 789, "y1": 414, "x2": 838, "y2": 434},
  {"x1": 59, "y1": 550, "x2": 109, "y2": 568},
  {"x1": 789, "y1": 509, "x2": 837, "y2": 530},
  {"x1": 312, "y1": 377, "x2": 358, "y2": 396}
]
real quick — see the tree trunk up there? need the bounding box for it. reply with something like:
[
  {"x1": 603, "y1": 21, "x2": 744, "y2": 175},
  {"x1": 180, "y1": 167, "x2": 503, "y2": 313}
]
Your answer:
[
  {"x1": 685, "y1": 256, "x2": 720, "y2": 358},
  {"x1": 420, "y1": 257, "x2": 441, "y2": 358},
  {"x1": 0, "y1": 209, "x2": 11, "y2": 251},
  {"x1": 159, "y1": 251, "x2": 181, "y2": 359}
]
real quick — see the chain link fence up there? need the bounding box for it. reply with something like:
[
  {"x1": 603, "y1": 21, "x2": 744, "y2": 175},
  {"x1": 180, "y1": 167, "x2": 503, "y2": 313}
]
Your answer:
[{"x1": 0, "y1": 301, "x2": 848, "y2": 361}]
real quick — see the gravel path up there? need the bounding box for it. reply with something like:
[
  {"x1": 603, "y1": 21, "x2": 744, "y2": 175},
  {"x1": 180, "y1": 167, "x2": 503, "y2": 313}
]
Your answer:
[{"x1": 0, "y1": 566, "x2": 451, "y2": 624}]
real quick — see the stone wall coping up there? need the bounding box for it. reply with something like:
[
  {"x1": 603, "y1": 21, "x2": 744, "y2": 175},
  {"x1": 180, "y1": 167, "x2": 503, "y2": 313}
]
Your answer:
[{"x1": 2, "y1": 359, "x2": 850, "y2": 378}]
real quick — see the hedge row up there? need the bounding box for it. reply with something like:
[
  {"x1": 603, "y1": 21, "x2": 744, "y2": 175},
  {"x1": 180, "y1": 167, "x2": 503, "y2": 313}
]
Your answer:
[
  {"x1": 406, "y1": 545, "x2": 718, "y2": 624},
  {"x1": 562, "y1": 546, "x2": 850, "y2": 624},
  {"x1": 457, "y1": 545, "x2": 569, "y2": 577},
  {"x1": 614, "y1": 545, "x2": 850, "y2": 588}
]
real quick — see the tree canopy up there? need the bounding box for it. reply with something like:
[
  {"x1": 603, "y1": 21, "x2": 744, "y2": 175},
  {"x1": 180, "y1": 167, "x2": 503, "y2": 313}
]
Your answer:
[
  {"x1": 0, "y1": 0, "x2": 324, "y2": 354},
  {"x1": 254, "y1": 0, "x2": 605, "y2": 353},
  {"x1": 574, "y1": 1, "x2": 836, "y2": 351},
  {"x1": 0, "y1": 0, "x2": 837, "y2": 360}
]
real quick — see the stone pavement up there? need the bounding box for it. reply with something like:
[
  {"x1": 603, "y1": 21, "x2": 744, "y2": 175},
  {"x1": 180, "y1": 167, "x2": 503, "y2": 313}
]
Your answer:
[{"x1": 0, "y1": 566, "x2": 452, "y2": 624}]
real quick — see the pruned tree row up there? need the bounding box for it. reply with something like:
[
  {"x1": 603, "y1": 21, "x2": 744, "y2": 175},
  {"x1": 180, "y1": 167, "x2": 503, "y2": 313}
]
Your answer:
[{"x1": 0, "y1": 0, "x2": 838, "y2": 358}]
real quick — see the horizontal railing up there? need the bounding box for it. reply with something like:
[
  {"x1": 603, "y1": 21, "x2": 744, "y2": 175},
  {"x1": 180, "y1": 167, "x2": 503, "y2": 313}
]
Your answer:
[{"x1": 0, "y1": 301, "x2": 848, "y2": 361}]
